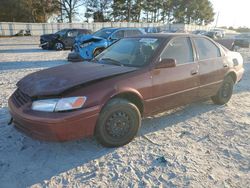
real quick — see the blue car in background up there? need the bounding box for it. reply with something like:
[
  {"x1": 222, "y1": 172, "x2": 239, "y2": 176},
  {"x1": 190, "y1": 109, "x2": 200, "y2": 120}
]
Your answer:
[{"x1": 68, "y1": 27, "x2": 145, "y2": 62}]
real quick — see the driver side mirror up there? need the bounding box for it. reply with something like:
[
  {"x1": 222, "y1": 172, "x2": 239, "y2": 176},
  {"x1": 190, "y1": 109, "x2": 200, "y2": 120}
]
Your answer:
[{"x1": 155, "y1": 58, "x2": 177, "y2": 69}]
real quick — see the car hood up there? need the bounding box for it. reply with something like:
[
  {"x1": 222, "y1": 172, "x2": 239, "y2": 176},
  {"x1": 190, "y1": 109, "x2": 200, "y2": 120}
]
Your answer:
[
  {"x1": 75, "y1": 34, "x2": 105, "y2": 43},
  {"x1": 17, "y1": 62, "x2": 138, "y2": 97}
]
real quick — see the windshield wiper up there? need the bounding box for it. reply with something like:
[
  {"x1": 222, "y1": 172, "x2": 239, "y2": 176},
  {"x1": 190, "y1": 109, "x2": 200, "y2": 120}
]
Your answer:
[{"x1": 101, "y1": 58, "x2": 123, "y2": 66}]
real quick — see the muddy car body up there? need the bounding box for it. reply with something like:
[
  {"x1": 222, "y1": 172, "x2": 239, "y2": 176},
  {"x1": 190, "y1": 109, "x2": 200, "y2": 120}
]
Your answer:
[
  {"x1": 40, "y1": 29, "x2": 92, "y2": 50},
  {"x1": 9, "y1": 34, "x2": 244, "y2": 147}
]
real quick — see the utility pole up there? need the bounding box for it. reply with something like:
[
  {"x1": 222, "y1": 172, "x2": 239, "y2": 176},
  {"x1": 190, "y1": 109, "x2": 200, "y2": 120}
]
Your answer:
[{"x1": 214, "y1": 12, "x2": 219, "y2": 29}]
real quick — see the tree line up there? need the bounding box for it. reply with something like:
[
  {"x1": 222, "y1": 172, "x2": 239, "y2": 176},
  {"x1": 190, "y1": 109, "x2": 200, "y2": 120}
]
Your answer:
[{"x1": 0, "y1": 0, "x2": 215, "y2": 25}]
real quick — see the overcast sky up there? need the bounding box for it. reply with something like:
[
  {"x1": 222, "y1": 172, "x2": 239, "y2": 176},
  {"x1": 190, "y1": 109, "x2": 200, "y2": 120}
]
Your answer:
[{"x1": 210, "y1": 0, "x2": 250, "y2": 28}]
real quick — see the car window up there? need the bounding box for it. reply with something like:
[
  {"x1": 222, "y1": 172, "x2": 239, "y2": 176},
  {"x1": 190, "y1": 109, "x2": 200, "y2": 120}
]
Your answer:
[
  {"x1": 161, "y1": 37, "x2": 194, "y2": 64},
  {"x1": 96, "y1": 38, "x2": 162, "y2": 67},
  {"x1": 55, "y1": 29, "x2": 68, "y2": 36},
  {"x1": 93, "y1": 29, "x2": 114, "y2": 39},
  {"x1": 125, "y1": 30, "x2": 142, "y2": 37},
  {"x1": 112, "y1": 30, "x2": 124, "y2": 39},
  {"x1": 193, "y1": 37, "x2": 221, "y2": 60},
  {"x1": 67, "y1": 30, "x2": 78, "y2": 37},
  {"x1": 79, "y1": 30, "x2": 91, "y2": 35}
]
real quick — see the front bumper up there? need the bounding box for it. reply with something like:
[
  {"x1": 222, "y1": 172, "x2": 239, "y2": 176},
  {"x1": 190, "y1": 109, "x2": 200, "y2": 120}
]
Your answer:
[
  {"x1": 8, "y1": 97, "x2": 100, "y2": 141},
  {"x1": 39, "y1": 42, "x2": 48, "y2": 47}
]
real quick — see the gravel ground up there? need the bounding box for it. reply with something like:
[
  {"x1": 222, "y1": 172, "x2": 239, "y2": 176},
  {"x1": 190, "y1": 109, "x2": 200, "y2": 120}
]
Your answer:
[{"x1": 0, "y1": 37, "x2": 249, "y2": 188}]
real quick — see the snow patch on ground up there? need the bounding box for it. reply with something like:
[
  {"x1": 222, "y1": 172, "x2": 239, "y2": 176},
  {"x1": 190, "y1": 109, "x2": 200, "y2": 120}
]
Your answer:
[{"x1": 0, "y1": 37, "x2": 249, "y2": 187}]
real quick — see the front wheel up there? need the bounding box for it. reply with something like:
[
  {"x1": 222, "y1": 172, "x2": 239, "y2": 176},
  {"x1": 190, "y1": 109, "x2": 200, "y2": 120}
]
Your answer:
[
  {"x1": 95, "y1": 98, "x2": 141, "y2": 147},
  {"x1": 211, "y1": 76, "x2": 234, "y2": 105},
  {"x1": 54, "y1": 42, "x2": 64, "y2": 51}
]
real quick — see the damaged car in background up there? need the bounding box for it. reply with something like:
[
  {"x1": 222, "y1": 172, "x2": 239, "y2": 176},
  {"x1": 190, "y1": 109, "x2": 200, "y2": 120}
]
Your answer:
[
  {"x1": 234, "y1": 33, "x2": 250, "y2": 48},
  {"x1": 39, "y1": 28, "x2": 92, "y2": 50},
  {"x1": 9, "y1": 34, "x2": 244, "y2": 147},
  {"x1": 68, "y1": 27, "x2": 145, "y2": 62},
  {"x1": 195, "y1": 30, "x2": 238, "y2": 51}
]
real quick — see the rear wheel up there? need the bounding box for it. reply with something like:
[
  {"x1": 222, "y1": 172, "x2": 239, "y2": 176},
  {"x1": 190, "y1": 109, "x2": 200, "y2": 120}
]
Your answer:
[
  {"x1": 211, "y1": 76, "x2": 234, "y2": 105},
  {"x1": 95, "y1": 98, "x2": 141, "y2": 147}
]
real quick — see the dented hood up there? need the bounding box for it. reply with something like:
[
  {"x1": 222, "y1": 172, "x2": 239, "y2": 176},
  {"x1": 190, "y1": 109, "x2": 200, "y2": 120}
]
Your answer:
[
  {"x1": 17, "y1": 62, "x2": 137, "y2": 97},
  {"x1": 75, "y1": 34, "x2": 105, "y2": 43}
]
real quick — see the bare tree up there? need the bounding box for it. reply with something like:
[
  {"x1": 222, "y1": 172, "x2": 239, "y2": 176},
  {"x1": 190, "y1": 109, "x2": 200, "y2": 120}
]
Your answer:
[{"x1": 57, "y1": 0, "x2": 84, "y2": 23}]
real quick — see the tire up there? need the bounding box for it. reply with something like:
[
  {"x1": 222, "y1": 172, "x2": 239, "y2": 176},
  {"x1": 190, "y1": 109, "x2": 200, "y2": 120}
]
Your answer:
[
  {"x1": 95, "y1": 98, "x2": 141, "y2": 147},
  {"x1": 54, "y1": 42, "x2": 64, "y2": 51},
  {"x1": 93, "y1": 48, "x2": 104, "y2": 57},
  {"x1": 211, "y1": 76, "x2": 234, "y2": 105}
]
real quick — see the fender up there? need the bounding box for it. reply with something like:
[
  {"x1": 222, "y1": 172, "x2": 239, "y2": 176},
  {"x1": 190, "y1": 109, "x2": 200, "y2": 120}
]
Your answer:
[
  {"x1": 112, "y1": 87, "x2": 144, "y2": 100},
  {"x1": 100, "y1": 86, "x2": 144, "y2": 113}
]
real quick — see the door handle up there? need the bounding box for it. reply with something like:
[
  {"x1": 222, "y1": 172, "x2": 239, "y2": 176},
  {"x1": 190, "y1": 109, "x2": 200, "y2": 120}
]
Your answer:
[{"x1": 191, "y1": 70, "x2": 198, "y2": 75}]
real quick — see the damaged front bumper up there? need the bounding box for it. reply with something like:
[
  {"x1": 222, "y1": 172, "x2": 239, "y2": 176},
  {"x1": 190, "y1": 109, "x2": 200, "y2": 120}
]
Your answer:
[{"x1": 39, "y1": 42, "x2": 48, "y2": 47}]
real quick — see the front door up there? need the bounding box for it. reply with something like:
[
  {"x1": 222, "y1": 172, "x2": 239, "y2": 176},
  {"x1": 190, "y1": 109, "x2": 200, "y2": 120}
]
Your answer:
[
  {"x1": 148, "y1": 37, "x2": 200, "y2": 114},
  {"x1": 63, "y1": 29, "x2": 78, "y2": 48}
]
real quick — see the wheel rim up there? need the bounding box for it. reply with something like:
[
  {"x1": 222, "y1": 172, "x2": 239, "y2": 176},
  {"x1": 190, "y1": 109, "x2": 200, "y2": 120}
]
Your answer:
[
  {"x1": 105, "y1": 111, "x2": 131, "y2": 138},
  {"x1": 222, "y1": 82, "x2": 231, "y2": 98},
  {"x1": 55, "y1": 43, "x2": 63, "y2": 50}
]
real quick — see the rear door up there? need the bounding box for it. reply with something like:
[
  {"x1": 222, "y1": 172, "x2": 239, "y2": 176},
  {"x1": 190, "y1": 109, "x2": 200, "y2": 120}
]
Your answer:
[
  {"x1": 192, "y1": 37, "x2": 226, "y2": 98},
  {"x1": 149, "y1": 37, "x2": 199, "y2": 113}
]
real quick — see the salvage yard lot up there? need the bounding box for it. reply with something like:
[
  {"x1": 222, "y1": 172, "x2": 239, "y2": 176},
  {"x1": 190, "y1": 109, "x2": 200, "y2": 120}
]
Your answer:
[{"x1": 0, "y1": 37, "x2": 249, "y2": 187}]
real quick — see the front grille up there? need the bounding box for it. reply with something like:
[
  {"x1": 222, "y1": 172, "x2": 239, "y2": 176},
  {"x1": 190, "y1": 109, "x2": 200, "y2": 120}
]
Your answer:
[{"x1": 12, "y1": 89, "x2": 31, "y2": 107}]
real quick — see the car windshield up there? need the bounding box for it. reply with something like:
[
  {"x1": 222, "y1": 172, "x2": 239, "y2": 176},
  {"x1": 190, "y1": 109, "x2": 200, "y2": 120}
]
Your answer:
[
  {"x1": 55, "y1": 29, "x2": 68, "y2": 36},
  {"x1": 93, "y1": 29, "x2": 115, "y2": 39},
  {"x1": 95, "y1": 38, "x2": 162, "y2": 67}
]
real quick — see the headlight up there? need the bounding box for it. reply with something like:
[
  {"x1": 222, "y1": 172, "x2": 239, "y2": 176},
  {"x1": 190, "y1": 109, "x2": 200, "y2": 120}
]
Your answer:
[
  {"x1": 31, "y1": 96, "x2": 87, "y2": 112},
  {"x1": 80, "y1": 42, "x2": 92, "y2": 48}
]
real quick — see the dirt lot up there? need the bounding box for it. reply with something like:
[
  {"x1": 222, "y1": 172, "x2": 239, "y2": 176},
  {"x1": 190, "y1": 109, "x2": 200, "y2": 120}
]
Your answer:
[{"x1": 0, "y1": 37, "x2": 249, "y2": 188}]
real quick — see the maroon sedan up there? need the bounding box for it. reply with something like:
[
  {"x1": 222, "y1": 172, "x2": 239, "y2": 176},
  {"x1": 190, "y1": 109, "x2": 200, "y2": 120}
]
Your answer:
[{"x1": 8, "y1": 34, "x2": 244, "y2": 147}]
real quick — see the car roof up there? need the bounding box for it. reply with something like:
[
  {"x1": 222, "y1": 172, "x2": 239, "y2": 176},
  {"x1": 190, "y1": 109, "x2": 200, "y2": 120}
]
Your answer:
[
  {"x1": 129, "y1": 33, "x2": 198, "y2": 39},
  {"x1": 59, "y1": 28, "x2": 90, "y2": 30},
  {"x1": 101, "y1": 27, "x2": 142, "y2": 31}
]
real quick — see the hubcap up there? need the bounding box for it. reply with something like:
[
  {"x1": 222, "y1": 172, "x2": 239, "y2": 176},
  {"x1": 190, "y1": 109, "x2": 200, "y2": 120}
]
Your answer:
[{"x1": 105, "y1": 111, "x2": 131, "y2": 138}]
